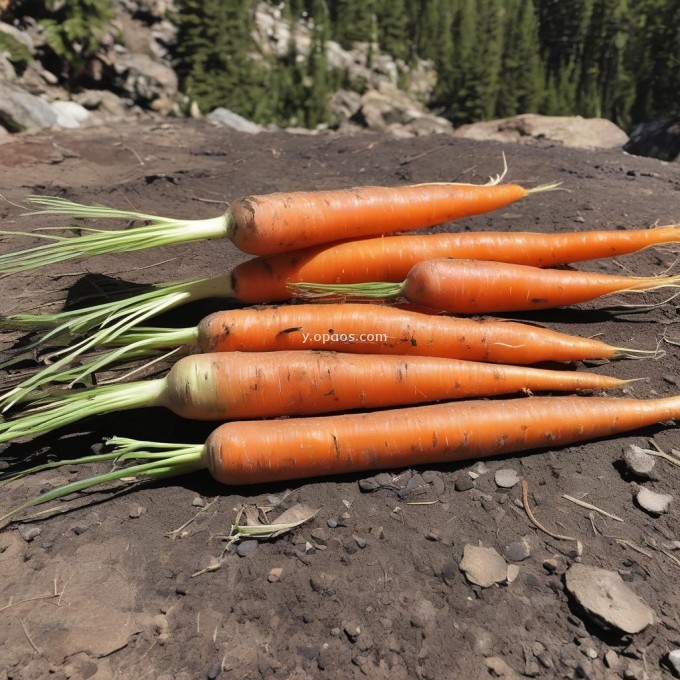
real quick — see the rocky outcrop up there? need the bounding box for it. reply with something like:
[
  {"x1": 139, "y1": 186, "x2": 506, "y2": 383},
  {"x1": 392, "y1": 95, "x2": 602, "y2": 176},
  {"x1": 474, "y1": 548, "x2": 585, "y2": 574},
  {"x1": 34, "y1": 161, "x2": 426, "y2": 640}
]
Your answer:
[
  {"x1": 453, "y1": 113, "x2": 629, "y2": 150},
  {"x1": 252, "y1": 2, "x2": 447, "y2": 138},
  {"x1": 0, "y1": 2, "x2": 179, "y2": 135}
]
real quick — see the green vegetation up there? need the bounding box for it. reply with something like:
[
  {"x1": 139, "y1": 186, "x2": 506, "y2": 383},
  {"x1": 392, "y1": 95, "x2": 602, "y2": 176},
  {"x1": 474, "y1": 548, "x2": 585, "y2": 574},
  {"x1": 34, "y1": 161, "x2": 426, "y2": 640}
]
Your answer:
[{"x1": 40, "y1": 0, "x2": 113, "y2": 81}]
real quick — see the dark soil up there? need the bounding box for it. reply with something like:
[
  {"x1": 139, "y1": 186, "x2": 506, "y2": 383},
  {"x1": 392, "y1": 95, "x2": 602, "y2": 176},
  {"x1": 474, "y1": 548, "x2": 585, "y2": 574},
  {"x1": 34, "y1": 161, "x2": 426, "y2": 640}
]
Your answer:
[{"x1": 1, "y1": 121, "x2": 680, "y2": 680}]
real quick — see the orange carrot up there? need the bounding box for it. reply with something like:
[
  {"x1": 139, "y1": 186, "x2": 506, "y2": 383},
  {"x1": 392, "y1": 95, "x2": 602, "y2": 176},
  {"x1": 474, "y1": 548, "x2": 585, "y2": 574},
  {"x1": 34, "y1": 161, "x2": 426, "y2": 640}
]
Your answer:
[
  {"x1": 0, "y1": 180, "x2": 545, "y2": 274},
  {"x1": 0, "y1": 350, "x2": 630, "y2": 441},
  {"x1": 293, "y1": 258, "x2": 680, "y2": 313},
  {"x1": 5, "y1": 393, "x2": 679, "y2": 520},
  {"x1": 204, "y1": 394, "x2": 680, "y2": 484},
  {"x1": 192, "y1": 304, "x2": 647, "y2": 363}
]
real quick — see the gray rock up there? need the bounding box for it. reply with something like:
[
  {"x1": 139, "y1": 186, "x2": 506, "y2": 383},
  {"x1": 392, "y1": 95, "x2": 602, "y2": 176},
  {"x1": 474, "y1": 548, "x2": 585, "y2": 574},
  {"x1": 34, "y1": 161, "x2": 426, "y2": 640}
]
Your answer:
[
  {"x1": 0, "y1": 82, "x2": 57, "y2": 132},
  {"x1": 636, "y1": 487, "x2": 672, "y2": 515},
  {"x1": 353, "y1": 535, "x2": 367, "y2": 549},
  {"x1": 18, "y1": 524, "x2": 41, "y2": 542},
  {"x1": 622, "y1": 444, "x2": 658, "y2": 480},
  {"x1": 310, "y1": 527, "x2": 328, "y2": 545},
  {"x1": 326, "y1": 518, "x2": 338, "y2": 529},
  {"x1": 455, "y1": 475, "x2": 474, "y2": 492},
  {"x1": 565, "y1": 563, "x2": 654, "y2": 634},
  {"x1": 459, "y1": 544, "x2": 507, "y2": 588},
  {"x1": 343, "y1": 621, "x2": 361, "y2": 639},
  {"x1": 208, "y1": 107, "x2": 262, "y2": 134},
  {"x1": 236, "y1": 540, "x2": 258, "y2": 557},
  {"x1": 50, "y1": 100, "x2": 91, "y2": 129},
  {"x1": 454, "y1": 113, "x2": 628, "y2": 150},
  {"x1": 495, "y1": 469, "x2": 520, "y2": 489},
  {"x1": 470, "y1": 461, "x2": 489, "y2": 476},
  {"x1": 114, "y1": 52, "x2": 178, "y2": 105},
  {"x1": 667, "y1": 649, "x2": 680, "y2": 677},
  {"x1": 604, "y1": 650, "x2": 620, "y2": 670},
  {"x1": 410, "y1": 599, "x2": 437, "y2": 631},
  {"x1": 504, "y1": 540, "x2": 530, "y2": 562},
  {"x1": 191, "y1": 497, "x2": 206, "y2": 507},
  {"x1": 506, "y1": 564, "x2": 520, "y2": 583}
]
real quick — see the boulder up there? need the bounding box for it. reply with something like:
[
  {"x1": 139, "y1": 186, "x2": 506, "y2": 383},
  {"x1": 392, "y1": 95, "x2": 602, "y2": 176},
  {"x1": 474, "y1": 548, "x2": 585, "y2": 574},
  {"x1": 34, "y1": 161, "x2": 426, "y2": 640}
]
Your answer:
[
  {"x1": 624, "y1": 119, "x2": 680, "y2": 162},
  {"x1": 352, "y1": 83, "x2": 452, "y2": 137},
  {"x1": 114, "y1": 52, "x2": 178, "y2": 106},
  {"x1": 50, "y1": 100, "x2": 92, "y2": 128},
  {"x1": 454, "y1": 113, "x2": 628, "y2": 150},
  {"x1": 0, "y1": 82, "x2": 57, "y2": 132},
  {"x1": 208, "y1": 107, "x2": 262, "y2": 134}
]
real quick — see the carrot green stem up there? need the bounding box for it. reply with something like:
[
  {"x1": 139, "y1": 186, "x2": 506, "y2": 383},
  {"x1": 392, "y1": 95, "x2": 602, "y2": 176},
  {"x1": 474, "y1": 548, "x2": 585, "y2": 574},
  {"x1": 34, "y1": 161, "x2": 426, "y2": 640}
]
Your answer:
[
  {"x1": 0, "y1": 279, "x2": 223, "y2": 408},
  {"x1": 0, "y1": 379, "x2": 165, "y2": 438},
  {"x1": 0, "y1": 196, "x2": 232, "y2": 274},
  {"x1": 290, "y1": 281, "x2": 406, "y2": 300},
  {"x1": 0, "y1": 440, "x2": 205, "y2": 524}
]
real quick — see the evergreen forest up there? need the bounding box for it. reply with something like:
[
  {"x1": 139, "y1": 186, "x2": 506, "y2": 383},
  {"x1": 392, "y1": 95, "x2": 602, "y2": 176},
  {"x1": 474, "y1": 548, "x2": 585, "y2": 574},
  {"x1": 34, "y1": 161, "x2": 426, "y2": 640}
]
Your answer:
[{"x1": 172, "y1": 0, "x2": 679, "y2": 130}]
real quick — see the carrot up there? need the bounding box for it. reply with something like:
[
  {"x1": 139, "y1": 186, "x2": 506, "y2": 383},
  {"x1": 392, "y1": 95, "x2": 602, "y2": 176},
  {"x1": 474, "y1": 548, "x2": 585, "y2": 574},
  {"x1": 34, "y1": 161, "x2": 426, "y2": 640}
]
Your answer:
[
  {"x1": 0, "y1": 179, "x2": 547, "y2": 274},
  {"x1": 293, "y1": 258, "x2": 680, "y2": 313},
  {"x1": 4, "y1": 393, "x2": 679, "y2": 521},
  {"x1": 2, "y1": 303, "x2": 658, "y2": 406},
  {"x1": 0, "y1": 350, "x2": 631, "y2": 441}
]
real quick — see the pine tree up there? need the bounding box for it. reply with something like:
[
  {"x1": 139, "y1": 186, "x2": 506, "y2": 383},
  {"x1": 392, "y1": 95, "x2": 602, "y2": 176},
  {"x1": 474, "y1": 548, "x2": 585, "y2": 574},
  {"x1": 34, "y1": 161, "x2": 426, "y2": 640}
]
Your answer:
[
  {"x1": 496, "y1": 0, "x2": 543, "y2": 117},
  {"x1": 329, "y1": 0, "x2": 375, "y2": 47},
  {"x1": 305, "y1": 0, "x2": 331, "y2": 127},
  {"x1": 173, "y1": 0, "x2": 267, "y2": 120},
  {"x1": 375, "y1": 0, "x2": 410, "y2": 61},
  {"x1": 39, "y1": 0, "x2": 113, "y2": 82}
]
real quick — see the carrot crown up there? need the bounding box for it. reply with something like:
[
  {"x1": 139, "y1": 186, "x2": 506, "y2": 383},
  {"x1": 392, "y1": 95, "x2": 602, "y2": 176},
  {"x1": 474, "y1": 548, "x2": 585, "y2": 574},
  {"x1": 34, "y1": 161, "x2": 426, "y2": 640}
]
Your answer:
[{"x1": 0, "y1": 196, "x2": 231, "y2": 274}]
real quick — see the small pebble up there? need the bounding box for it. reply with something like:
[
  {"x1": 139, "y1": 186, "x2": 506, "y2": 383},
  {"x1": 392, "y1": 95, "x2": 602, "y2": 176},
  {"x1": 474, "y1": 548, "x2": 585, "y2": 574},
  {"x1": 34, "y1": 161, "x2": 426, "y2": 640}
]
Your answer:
[
  {"x1": 495, "y1": 468, "x2": 520, "y2": 489},
  {"x1": 604, "y1": 650, "x2": 620, "y2": 670},
  {"x1": 327, "y1": 518, "x2": 338, "y2": 529},
  {"x1": 70, "y1": 524, "x2": 89, "y2": 536},
  {"x1": 667, "y1": 649, "x2": 680, "y2": 677},
  {"x1": 426, "y1": 530, "x2": 440, "y2": 541},
  {"x1": 207, "y1": 660, "x2": 222, "y2": 679},
  {"x1": 192, "y1": 497, "x2": 206, "y2": 508},
  {"x1": 344, "y1": 622, "x2": 361, "y2": 639},
  {"x1": 584, "y1": 648, "x2": 598, "y2": 659},
  {"x1": 636, "y1": 487, "x2": 672, "y2": 515},
  {"x1": 18, "y1": 525, "x2": 41, "y2": 542},
  {"x1": 236, "y1": 540, "x2": 258, "y2": 557},
  {"x1": 622, "y1": 444, "x2": 658, "y2": 480},
  {"x1": 543, "y1": 558, "x2": 558, "y2": 573},
  {"x1": 504, "y1": 540, "x2": 530, "y2": 562},
  {"x1": 129, "y1": 506, "x2": 146, "y2": 519},
  {"x1": 175, "y1": 585, "x2": 188, "y2": 595},
  {"x1": 353, "y1": 535, "x2": 367, "y2": 549},
  {"x1": 455, "y1": 476, "x2": 474, "y2": 492},
  {"x1": 268, "y1": 567, "x2": 283, "y2": 583},
  {"x1": 471, "y1": 461, "x2": 489, "y2": 476},
  {"x1": 311, "y1": 528, "x2": 329, "y2": 545},
  {"x1": 506, "y1": 564, "x2": 520, "y2": 583}
]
